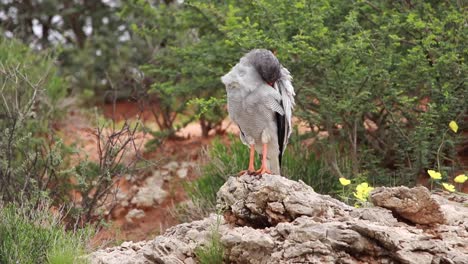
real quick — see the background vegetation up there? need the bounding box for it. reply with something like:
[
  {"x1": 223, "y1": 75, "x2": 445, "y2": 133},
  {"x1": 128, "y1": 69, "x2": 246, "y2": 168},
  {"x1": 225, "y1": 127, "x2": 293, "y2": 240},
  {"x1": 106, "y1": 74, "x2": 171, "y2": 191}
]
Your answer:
[
  {"x1": 0, "y1": 0, "x2": 465, "y2": 262},
  {"x1": 0, "y1": 201, "x2": 91, "y2": 264},
  {"x1": 124, "y1": 0, "x2": 466, "y2": 184}
]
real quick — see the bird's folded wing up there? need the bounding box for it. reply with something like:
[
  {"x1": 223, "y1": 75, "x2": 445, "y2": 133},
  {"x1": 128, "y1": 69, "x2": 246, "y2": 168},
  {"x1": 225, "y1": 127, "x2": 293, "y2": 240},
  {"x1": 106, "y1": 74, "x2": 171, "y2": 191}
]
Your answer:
[
  {"x1": 246, "y1": 87, "x2": 284, "y2": 116},
  {"x1": 276, "y1": 67, "x2": 296, "y2": 138},
  {"x1": 275, "y1": 67, "x2": 296, "y2": 155}
]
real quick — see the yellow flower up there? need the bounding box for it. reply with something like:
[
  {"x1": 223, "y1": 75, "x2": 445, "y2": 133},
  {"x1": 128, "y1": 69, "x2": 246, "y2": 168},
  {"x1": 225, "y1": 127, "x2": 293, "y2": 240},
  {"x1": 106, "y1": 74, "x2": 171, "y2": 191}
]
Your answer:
[
  {"x1": 442, "y1": 183, "x2": 455, "y2": 192},
  {"x1": 427, "y1": 170, "x2": 442, "y2": 180},
  {"x1": 353, "y1": 182, "x2": 374, "y2": 202},
  {"x1": 356, "y1": 182, "x2": 368, "y2": 192},
  {"x1": 449, "y1": 121, "x2": 458, "y2": 133},
  {"x1": 339, "y1": 177, "x2": 351, "y2": 186},
  {"x1": 454, "y1": 174, "x2": 467, "y2": 184}
]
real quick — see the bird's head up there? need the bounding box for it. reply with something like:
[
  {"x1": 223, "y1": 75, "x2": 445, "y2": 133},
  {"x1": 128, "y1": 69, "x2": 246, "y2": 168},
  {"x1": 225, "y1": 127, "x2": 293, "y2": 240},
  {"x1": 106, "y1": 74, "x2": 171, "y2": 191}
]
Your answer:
[
  {"x1": 221, "y1": 57, "x2": 261, "y2": 91},
  {"x1": 221, "y1": 49, "x2": 280, "y2": 90},
  {"x1": 246, "y1": 49, "x2": 281, "y2": 87}
]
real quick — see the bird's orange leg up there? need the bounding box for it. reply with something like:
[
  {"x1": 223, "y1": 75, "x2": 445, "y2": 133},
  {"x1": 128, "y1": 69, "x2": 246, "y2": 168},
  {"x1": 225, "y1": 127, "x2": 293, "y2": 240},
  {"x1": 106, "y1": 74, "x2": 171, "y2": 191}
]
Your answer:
[
  {"x1": 238, "y1": 144, "x2": 256, "y2": 175},
  {"x1": 255, "y1": 143, "x2": 271, "y2": 175}
]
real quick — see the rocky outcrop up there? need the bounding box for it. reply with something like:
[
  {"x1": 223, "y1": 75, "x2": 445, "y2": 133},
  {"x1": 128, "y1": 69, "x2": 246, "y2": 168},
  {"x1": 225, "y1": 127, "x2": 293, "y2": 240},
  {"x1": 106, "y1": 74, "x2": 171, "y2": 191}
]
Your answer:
[
  {"x1": 91, "y1": 174, "x2": 468, "y2": 264},
  {"x1": 370, "y1": 186, "x2": 446, "y2": 225},
  {"x1": 217, "y1": 175, "x2": 352, "y2": 227}
]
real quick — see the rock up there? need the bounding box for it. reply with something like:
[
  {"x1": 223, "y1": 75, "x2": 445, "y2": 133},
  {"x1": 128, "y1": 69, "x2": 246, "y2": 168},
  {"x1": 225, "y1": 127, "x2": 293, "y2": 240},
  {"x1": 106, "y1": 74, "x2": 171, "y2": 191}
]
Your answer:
[
  {"x1": 180, "y1": 161, "x2": 196, "y2": 168},
  {"x1": 91, "y1": 241, "x2": 148, "y2": 264},
  {"x1": 370, "y1": 186, "x2": 446, "y2": 225},
  {"x1": 126, "y1": 209, "x2": 146, "y2": 222},
  {"x1": 217, "y1": 174, "x2": 351, "y2": 227},
  {"x1": 161, "y1": 170, "x2": 171, "y2": 181},
  {"x1": 145, "y1": 172, "x2": 164, "y2": 188},
  {"x1": 130, "y1": 171, "x2": 167, "y2": 208},
  {"x1": 90, "y1": 175, "x2": 468, "y2": 264},
  {"x1": 116, "y1": 189, "x2": 128, "y2": 202},
  {"x1": 162, "y1": 161, "x2": 179, "y2": 171},
  {"x1": 115, "y1": 189, "x2": 129, "y2": 207},
  {"x1": 131, "y1": 186, "x2": 167, "y2": 207},
  {"x1": 432, "y1": 194, "x2": 468, "y2": 225},
  {"x1": 176, "y1": 168, "x2": 188, "y2": 179},
  {"x1": 91, "y1": 215, "x2": 223, "y2": 264},
  {"x1": 124, "y1": 174, "x2": 131, "y2": 181}
]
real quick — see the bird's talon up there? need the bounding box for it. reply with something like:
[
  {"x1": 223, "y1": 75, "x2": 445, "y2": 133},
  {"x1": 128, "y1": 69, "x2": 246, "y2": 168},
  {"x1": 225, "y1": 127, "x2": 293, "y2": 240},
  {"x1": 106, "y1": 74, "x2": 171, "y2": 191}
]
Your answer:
[
  {"x1": 254, "y1": 168, "x2": 271, "y2": 175},
  {"x1": 237, "y1": 170, "x2": 256, "y2": 176},
  {"x1": 237, "y1": 170, "x2": 248, "y2": 176}
]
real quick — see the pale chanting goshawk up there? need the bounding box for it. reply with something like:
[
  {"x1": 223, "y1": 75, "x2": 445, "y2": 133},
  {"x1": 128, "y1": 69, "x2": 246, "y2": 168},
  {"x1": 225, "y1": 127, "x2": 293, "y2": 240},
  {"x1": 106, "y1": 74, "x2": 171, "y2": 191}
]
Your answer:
[{"x1": 221, "y1": 49, "x2": 295, "y2": 175}]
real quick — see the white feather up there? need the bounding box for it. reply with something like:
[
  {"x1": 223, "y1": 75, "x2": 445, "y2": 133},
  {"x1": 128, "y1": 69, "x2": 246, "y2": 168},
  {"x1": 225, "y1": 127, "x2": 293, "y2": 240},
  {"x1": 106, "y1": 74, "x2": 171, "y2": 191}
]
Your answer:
[{"x1": 275, "y1": 67, "x2": 296, "y2": 151}]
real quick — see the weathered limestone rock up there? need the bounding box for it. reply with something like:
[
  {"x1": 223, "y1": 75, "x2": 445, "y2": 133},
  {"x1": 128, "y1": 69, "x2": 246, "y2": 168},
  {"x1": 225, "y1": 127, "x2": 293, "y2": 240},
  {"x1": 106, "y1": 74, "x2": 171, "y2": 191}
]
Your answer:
[
  {"x1": 91, "y1": 241, "x2": 149, "y2": 264},
  {"x1": 217, "y1": 174, "x2": 352, "y2": 227},
  {"x1": 90, "y1": 174, "x2": 468, "y2": 264},
  {"x1": 176, "y1": 168, "x2": 188, "y2": 179},
  {"x1": 125, "y1": 209, "x2": 145, "y2": 222},
  {"x1": 130, "y1": 186, "x2": 167, "y2": 207},
  {"x1": 162, "y1": 161, "x2": 180, "y2": 171},
  {"x1": 370, "y1": 186, "x2": 447, "y2": 225},
  {"x1": 91, "y1": 215, "x2": 222, "y2": 264},
  {"x1": 130, "y1": 173, "x2": 167, "y2": 207}
]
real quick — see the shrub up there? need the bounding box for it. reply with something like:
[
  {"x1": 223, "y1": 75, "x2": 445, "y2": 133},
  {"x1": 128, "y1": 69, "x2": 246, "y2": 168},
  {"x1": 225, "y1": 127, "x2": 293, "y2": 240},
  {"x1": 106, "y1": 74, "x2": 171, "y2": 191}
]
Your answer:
[
  {"x1": 146, "y1": 0, "x2": 466, "y2": 184},
  {"x1": 122, "y1": 0, "x2": 235, "y2": 137},
  {"x1": 72, "y1": 118, "x2": 142, "y2": 224},
  {"x1": 0, "y1": 201, "x2": 92, "y2": 264},
  {"x1": 0, "y1": 38, "x2": 68, "y2": 205},
  {"x1": 0, "y1": 38, "x2": 142, "y2": 227},
  {"x1": 0, "y1": 1, "x2": 151, "y2": 101}
]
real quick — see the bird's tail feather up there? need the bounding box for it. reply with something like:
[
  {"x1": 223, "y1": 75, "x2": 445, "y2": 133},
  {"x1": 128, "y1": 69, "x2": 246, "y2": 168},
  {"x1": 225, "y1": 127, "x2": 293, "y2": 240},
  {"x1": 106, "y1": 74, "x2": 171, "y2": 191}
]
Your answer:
[
  {"x1": 267, "y1": 158, "x2": 281, "y2": 175},
  {"x1": 276, "y1": 67, "x2": 296, "y2": 139}
]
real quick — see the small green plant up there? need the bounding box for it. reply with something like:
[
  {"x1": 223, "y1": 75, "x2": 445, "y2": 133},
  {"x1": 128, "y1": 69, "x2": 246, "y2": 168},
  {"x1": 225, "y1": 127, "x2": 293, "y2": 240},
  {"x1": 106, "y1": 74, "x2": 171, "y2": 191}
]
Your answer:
[
  {"x1": 195, "y1": 215, "x2": 224, "y2": 264},
  {"x1": 0, "y1": 201, "x2": 92, "y2": 264},
  {"x1": 336, "y1": 175, "x2": 375, "y2": 207},
  {"x1": 427, "y1": 120, "x2": 466, "y2": 193}
]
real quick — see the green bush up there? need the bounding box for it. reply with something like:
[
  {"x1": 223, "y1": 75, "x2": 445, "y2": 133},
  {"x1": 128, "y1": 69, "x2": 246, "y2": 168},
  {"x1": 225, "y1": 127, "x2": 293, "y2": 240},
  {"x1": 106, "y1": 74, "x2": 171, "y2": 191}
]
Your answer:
[
  {"x1": 0, "y1": 202, "x2": 92, "y2": 264},
  {"x1": 133, "y1": 0, "x2": 466, "y2": 184},
  {"x1": 122, "y1": 0, "x2": 235, "y2": 137},
  {"x1": 0, "y1": 38, "x2": 68, "y2": 205},
  {"x1": 0, "y1": 1, "x2": 150, "y2": 101},
  {"x1": 0, "y1": 38, "x2": 140, "y2": 226}
]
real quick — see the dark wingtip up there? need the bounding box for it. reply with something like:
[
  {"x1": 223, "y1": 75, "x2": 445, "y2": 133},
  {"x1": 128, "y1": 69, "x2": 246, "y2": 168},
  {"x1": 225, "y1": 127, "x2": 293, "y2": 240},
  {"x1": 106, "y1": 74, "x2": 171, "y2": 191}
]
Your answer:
[{"x1": 276, "y1": 112, "x2": 285, "y2": 169}]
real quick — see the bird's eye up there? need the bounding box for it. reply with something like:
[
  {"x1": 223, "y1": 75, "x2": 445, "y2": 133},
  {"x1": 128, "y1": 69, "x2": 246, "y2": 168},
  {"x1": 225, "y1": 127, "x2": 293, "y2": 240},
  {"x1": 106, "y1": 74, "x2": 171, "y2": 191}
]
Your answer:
[{"x1": 238, "y1": 70, "x2": 246, "y2": 77}]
